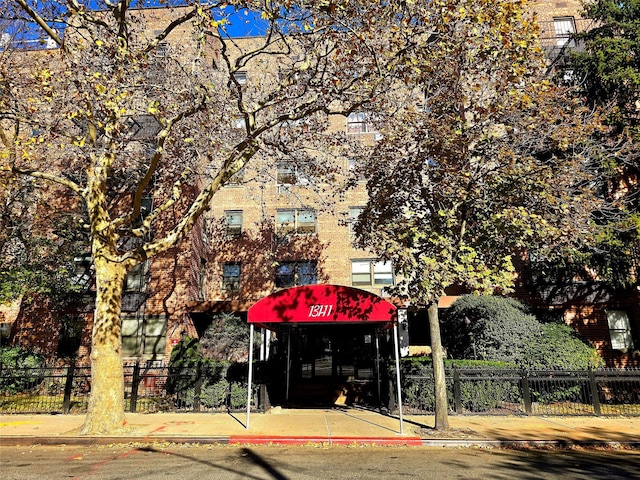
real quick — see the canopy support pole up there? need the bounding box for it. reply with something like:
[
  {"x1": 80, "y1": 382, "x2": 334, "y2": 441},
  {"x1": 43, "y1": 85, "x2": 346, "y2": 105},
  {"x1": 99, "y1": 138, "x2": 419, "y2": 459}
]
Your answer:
[
  {"x1": 393, "y1": 322, "x2": 404, "y2": 435},
  {"x1": 375, "y1": 330, "x2": 381, "y2": 404},
  {"x1": 286, "y1": 326, "x2": 292, "y2": 401},
  {"x1": 246, "y1": 323, "x2": 254, "y2": 429}
]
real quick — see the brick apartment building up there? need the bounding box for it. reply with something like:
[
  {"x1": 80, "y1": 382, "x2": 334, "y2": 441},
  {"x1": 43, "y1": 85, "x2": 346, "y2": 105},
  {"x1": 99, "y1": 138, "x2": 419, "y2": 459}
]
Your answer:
[{"x1": 1, "y1": 0, "x2": 638, "y2": 372}]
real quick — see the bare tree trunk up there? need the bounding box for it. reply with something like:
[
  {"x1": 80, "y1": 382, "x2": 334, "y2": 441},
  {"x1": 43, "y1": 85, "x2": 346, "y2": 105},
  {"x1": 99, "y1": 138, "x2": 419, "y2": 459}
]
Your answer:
[
  {"x1": 80, "y1": 255, "x2": 128, "y2": 435},
  {"x1": 428, "y1": 301, "x2": 449, "y2": 430}
]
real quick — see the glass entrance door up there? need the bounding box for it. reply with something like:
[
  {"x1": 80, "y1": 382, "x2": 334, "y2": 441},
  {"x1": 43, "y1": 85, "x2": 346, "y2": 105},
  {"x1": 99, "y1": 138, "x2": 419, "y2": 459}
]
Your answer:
[
  {"x1": 296, "y1": 324, "x2": 378, "y2": 381},
  {"x1": 267, "y1": 324, "x2": 387, "y2": 407}
]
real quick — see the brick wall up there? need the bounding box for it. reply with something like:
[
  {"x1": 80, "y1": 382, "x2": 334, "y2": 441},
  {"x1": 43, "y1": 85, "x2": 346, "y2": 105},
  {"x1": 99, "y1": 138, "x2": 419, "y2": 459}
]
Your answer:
[{"x1": 7, "y1": 1, "x2": 637, "y2": 368}]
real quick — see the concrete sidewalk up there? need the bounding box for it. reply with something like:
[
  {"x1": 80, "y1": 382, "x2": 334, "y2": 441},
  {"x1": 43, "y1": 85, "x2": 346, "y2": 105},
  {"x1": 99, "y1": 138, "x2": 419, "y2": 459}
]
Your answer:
[{"x1": 1, "y1": 409, "x2": 640, "y2": 447}]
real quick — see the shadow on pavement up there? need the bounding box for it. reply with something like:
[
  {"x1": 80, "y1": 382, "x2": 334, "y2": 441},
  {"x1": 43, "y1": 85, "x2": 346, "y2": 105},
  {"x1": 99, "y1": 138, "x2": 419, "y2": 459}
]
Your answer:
[
  {"x1": 241, "y1": 448, "x2": 289, "y2": 480},
  {"x1": 137, "y1": 446, "x2": 290, "y2": 480},
  {"x1": 445, "y1": 447, "x2": 640, "y2": 480}
]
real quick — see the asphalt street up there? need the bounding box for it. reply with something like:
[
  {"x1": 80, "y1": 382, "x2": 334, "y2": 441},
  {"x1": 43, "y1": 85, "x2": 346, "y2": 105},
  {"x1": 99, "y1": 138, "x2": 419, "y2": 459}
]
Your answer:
[{"x1": 1, "y1": 444, "x2": 640, "y2": 480}]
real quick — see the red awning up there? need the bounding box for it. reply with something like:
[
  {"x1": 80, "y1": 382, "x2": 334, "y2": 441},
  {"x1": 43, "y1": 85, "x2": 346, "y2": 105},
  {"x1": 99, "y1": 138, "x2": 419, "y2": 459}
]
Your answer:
[{"x1": 247, "y1": 284, "x2": 397, "y2": 325}]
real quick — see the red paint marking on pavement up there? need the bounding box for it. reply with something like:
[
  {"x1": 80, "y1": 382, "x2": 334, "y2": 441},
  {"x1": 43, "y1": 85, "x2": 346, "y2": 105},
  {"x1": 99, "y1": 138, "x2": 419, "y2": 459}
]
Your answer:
[
  {"x1": 148, "y1": 425, "x2": 167, "y2": 434},
  {"x1": 229, "y1": 435, "x2": 423, "y2": 446},
  {"x1": 71, "y1": 448, "x2": 144, "y2": 480}
]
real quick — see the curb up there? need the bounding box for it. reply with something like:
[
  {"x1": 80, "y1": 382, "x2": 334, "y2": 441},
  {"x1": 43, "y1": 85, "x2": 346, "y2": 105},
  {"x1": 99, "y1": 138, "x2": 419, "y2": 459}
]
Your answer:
[
  {"x1": 0, "y1": 436, "x2": 231, "y2": 446},
  {"x1": 229, "y1": 435, "x2": 424, "y2": 446},
  {"x1": 2, "y1": 436, "x2": 639, "y2": 448},
  {"x1": 420, "y1": 439, "x2": 640, "y2": 448}
]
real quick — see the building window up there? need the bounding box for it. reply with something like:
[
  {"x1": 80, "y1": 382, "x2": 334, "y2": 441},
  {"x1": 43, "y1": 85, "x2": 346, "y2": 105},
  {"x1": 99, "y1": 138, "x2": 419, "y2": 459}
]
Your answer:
[
  {"x1": 231, "y1": 117, "x2": 246, "y2": 130},
  {"x1": 347, "y1": 112, "x2": 376, "y2": 134},
  {"x1": 125, "y1": 115, "x2": 161, "y2": 140},
  {"x1": 122, "y1": 314, "x2": 167, "y2": 357},
  {"x1": 607, "y1": 310, "x2": 635, "y2": 350},
  {"x1": 233, "y1": 70, "x2": 248, "y2": 85},
  {"x1": 351, "y1": 260, "x2": 393, "y2": 287},
  {"x1": 553, "y1": 17, "x2": 576, "y2": 47},
  {"x1": 347, "y1": 157, "x2": 366, "y2": 180},
  {"x1": 73, "y1": 256, "x2": 92, "y2": 288},
  {"x1": 124, "y1": 262, "x2": 147, "y2": 292},
  {"x1": 57, "y1": 315, "x2": 83, "y2": 358},
  {"x1": 154, "y1": 41, "x2": 168, "y2": 57},
  {"x1": 226, "y1": 165, "x2": 245, "y2": 185},
  {"x1": 277, "y1": 209, "x2": 316, "y2": 235},
  {"x1": 225, "y1": 210, "x2": 243, "y2": 237},
  {"x1": 0, "y1": 322, "x2": 10, "y2": 344},
  {"x1": 277, "y1": 163, "x2": 297, "y2": 185},
  {"x1": 348, "y1": 206, "x2": 365, "y2": 235},
  {"x1": 276, "y1": 161, "x2": 310, "y2": 187},
  {"x1": 222, "y1": 262, "x2": 241, "y2": 291},
  {"x1": 275, "y1": 261, "x2": 317, "y2": 288},
  {"x1": 133, "y1": 195, "x2": 153, "y2": 227}
]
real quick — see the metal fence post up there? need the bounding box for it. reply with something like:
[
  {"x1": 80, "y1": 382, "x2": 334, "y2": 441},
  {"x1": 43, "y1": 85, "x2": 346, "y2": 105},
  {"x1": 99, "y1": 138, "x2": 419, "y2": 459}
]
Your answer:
[
  {"x1": 588, "y1": 368, "x2": 602, "y2": 416},
  {"x1": 193, "y1": 363, "x2": 202, "y2": 412},
  {"x1": 129, "y1": 361, "x2": 140, "y2": 413},
  {"x1": 453, "y1": 368, "x2": 462, "y2": 413},
  {"x1": 521, "y1": 370, "x2": 532, "y2": 415},
  {"x1": 62, "y1": 359, "x2": 75, "y2": 414}
]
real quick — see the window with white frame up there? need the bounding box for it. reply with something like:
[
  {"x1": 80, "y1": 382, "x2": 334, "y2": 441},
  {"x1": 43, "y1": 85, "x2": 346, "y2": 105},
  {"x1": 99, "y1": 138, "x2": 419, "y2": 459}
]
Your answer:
[
  {"x1": 554, "y1": 17, "x2": 576, "y2": 47},
  {"x1": 225, "y1": 210, "x2": 243, "y2": 237},
  {"x1": 348, "y1": 206, "x2": 365, "y2": 235},
  {"x1": 276, "y1": 162, "x2": 309, "y2": 185},
  {"x1": 351, "y1": 260, "x2": 394, "y2": 287},
  {"x1": 121, "y1": 314, "x2": 167, "y2": 357},
  {"x1": 222, "y1": 262, "x2": 241, "y2": 291},
  {"x1": 276, "y1": 209, "x2": 316, "y2": 234},
  {"x1": 276, "y1": 163, "x2": 297, "y2": 185},
  {"x1": 607, "y1": 310, "x2": 635, "y2": 350},
  {"x1": 347, "y1": 112, "x2": 376, "y2": 134},
  {"x1": 275, "y1": 261, "x2": 317, "y2": 288}
]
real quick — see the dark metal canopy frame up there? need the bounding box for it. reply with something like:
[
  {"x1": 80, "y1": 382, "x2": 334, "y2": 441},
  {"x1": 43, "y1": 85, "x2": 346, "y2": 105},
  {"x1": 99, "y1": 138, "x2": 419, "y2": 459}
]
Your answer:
[{"x1": 246, "y1": 284, "x2": 405, "y2": 434}]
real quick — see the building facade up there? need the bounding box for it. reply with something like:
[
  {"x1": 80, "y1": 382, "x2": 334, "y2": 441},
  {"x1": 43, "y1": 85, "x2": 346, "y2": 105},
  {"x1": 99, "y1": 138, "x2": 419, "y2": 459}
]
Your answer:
[{"x1": 1, "y1": 0, "x2": 638, "y2": 371}]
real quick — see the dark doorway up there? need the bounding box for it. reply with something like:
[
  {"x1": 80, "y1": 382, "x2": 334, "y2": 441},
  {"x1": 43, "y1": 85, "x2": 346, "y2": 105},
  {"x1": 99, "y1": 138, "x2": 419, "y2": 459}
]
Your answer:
[{"x1": 268, "y1": 324, "x2": 389, "y2": 407}]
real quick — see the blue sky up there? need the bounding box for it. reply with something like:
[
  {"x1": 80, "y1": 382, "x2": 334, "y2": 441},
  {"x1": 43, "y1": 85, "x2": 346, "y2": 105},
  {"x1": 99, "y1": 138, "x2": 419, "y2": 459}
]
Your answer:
[
  {"x1": 5, "y1": 2, "x2": 271, "y2": 46},
  {"x1": 216, "y1": 7, "x2": 270, "y2": 37}
]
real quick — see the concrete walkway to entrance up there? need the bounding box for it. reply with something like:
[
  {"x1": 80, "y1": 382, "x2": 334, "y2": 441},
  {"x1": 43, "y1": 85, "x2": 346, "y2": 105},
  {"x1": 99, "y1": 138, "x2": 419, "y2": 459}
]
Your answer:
[{"x1": 2, "y1": 408, "x2": 640, "y2": 447}]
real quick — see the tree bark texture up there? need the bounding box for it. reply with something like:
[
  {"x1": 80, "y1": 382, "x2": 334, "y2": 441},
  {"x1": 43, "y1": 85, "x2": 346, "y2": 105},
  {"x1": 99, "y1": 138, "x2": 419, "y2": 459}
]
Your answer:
[
  {"x1": 428, "y1": 302, "x2": 450, "y2": 431},
  {"x1": 80, "y1": 256, "x2": 128, "y2": 435}
]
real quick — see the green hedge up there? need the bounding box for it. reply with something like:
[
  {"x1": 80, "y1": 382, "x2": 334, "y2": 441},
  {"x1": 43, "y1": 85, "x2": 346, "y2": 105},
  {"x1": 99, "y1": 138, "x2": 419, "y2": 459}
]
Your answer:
[
  {"x1": 166, "y1": 336, "x2": 259, "y2": 410},
  {"x1": 398, "y1": 358, "x2": 521, "y2": 413},
  {"x1": 0, "y1": 346, "x2": 46, "y2": 394}
]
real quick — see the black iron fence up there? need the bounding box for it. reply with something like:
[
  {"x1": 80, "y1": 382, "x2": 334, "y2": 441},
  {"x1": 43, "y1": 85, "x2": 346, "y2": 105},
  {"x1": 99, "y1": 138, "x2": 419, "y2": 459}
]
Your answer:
[
  {"x1": 401, "y1": 368, "x2": 640, "y2": 416},
  {"x1": 1, "y1": 360, "x2": 639, "y2": 416},
  {"x1": 0, "y1": 360, "x2": 258, "y2": 414}
]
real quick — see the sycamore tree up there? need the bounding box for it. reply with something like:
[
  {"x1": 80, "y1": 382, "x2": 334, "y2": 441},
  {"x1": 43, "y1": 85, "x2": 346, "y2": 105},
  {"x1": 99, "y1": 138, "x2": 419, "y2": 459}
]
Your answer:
[
  {"x1": 0, "y1": 0, "x2": 446, "y2": 434},
  {"x1": 570, "y1": 0, "x2": 640, "y2": 286},
  {"x1": 351, "y1": 0, "x2": 601, "y2": 430}
]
